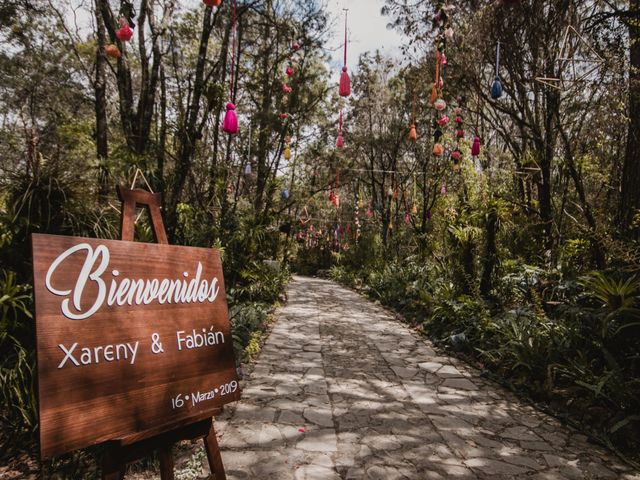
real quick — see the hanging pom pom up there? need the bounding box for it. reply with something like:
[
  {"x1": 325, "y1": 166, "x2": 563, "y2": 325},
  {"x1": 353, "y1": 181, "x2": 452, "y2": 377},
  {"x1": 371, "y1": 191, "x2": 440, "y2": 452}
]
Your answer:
[
  {"x1": 281, "y1": 189, "x2": 289, "y2": 200},
  {"x1": 244, "y1": 163, "x2": 252, "y2": 175},
  {"x1": 440, "y1": 52, "x2": 447, "y2": 66},
  {"x1": 433, "y1": 143, "x2": 444, "y2": 156},
  {"x1": 116, "y1": 21, "x2": 133, "y2": 42},
  {"x1": 292, "y1": 41, "x2": 301, "y2": 51},
  {"x1": 434, "y1": 98, "x2": 447, "y2": 111},
  {"x1": 357, "y1": 198, "x2": 364, "y2": 209},
  {"x1": 440, "y1": 184, "x2": 447, "y2": 195},
  {"x1": 282, "y1": 83, "x2": 292, "y2": 94},
  {"x1": 404, "y1": 213, "x2": 411, "y2": 225},
  {"x1": 471, "y1": 136, "x2": 481, "y2": 157},
  {"x1": 284, "y1": 146, "x2": 292, "y2": 160},
  {"x1": 456, "y1": 129, "x2": 465, "y2": 138},
  {"x1": 222, "y1": 102, "x2": 238, "y2": 134},
  {"x1": 366, "y1": 206, "x2": 373, "y2": 218},
  {"x1": 104, "y1": 44, "x2": 121, "y2": 58},
  {"x1": 339, "y1": 67, "x2": 351, "y2": 97},
  {"x1": 411, "y1": 204, "x2": 418, "y2": 214},
  {"x1": 408, "y1": 124, "x2": 417, "y2": 141},
  {"x1": 437, "y1": 115, "x2": 450, "y2": 126},
  {"x1": 333, "y1": 194, "x2": 340, "y2": 208},
  {"x1": 279, "y1": 112, "x2": 288, "y2": 120},
  {"x1": 491, "y1": 76, "x2": 503, "y2": 99},
  {"x1": 455, "y1": 116, "x2": 463, "y2": 124},
  {"x1": 336, "y1": 132, "x2": 344, "y2": 149},
  {"x1": 286, "y1": 66, "x2": 294, "y2": 77}
]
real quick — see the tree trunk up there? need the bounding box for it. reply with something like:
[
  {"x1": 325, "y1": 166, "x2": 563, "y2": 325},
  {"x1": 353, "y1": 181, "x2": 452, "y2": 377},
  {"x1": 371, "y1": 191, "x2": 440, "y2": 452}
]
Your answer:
[
  {"x1": 94, "y1": 0, "x2": 109, "y2": 198},
  {"x1": 480, "y1": 206, "x2": 498, "y2": 297},
  {"x1": 620, "y1": 0, "x2": 640, "y2": 238}
]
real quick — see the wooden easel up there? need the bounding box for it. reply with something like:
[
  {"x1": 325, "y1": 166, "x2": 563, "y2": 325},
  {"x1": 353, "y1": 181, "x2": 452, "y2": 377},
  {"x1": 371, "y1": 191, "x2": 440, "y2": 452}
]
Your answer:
[{"x1": 101, "y1": 185, "x2": 227, "y2": 480}]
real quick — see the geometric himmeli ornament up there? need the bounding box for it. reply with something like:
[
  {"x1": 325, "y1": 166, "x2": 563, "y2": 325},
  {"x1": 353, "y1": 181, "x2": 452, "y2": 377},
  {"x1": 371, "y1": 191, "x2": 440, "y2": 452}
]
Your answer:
[{"x1": 535, "y1": 26, "x2": 604, "y2": 90}]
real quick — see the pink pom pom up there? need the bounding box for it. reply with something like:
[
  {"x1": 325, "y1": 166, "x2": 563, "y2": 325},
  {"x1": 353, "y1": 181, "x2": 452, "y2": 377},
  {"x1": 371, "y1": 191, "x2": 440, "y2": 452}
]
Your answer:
[
  {"x1": 116, "y1": 24, "x2": 133, "y2": 42},
  {"x1": 336, "y1": 132, "x2": 344, "y2": 149},
  {"x1": 292, "y1": 42, "x2": 301, "y2": 51},
  {"x1": 279, "y1": 112, "x2": 288, "y2": 120},
  {"x1": 282, "y1": 84, "x2": 292, "y2": 94},
  {"x1": 222, "y1": 102, "x2": 238, "y2": 134},
  {"x1": 286, "y1": 66, "x2": 294, "y2": 77},
  {"x1": 339, "y1": 66, "x2": 351, "y2": 97}
]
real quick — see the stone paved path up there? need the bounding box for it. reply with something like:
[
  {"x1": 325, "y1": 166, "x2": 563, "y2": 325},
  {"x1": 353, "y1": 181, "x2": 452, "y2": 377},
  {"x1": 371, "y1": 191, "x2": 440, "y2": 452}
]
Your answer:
[{"x1": 212, "y1": 276, "x2": 639, "y2": 479}]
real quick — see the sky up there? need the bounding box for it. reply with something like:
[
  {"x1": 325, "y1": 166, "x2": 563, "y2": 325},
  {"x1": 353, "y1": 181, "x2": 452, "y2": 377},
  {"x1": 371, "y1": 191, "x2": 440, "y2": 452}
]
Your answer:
[{"x1": 324, "y1": 0, "x2": 405, "y2": 72}]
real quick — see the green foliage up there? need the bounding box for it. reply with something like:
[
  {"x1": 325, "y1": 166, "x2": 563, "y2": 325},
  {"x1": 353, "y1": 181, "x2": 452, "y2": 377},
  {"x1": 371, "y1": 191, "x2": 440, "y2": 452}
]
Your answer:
[{"x1": 0, "y1": 270, "x2": 37, "y2": 444}]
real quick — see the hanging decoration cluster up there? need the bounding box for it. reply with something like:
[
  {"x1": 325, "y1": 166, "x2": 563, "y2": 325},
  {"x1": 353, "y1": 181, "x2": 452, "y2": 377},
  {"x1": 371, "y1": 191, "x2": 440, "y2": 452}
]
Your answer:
[
  {"x1": 105, "y1": 2, "x2": 137, "y2": 58},
  {"x1": 222, "y1": 0, "x2": 239, "y2": 135}
]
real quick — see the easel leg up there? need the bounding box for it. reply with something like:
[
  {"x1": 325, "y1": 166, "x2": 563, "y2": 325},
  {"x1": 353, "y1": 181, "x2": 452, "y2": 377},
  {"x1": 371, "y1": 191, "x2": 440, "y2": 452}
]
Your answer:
[
  {"x1": 204, "y1": 423, "x2": 226, "y2": 480},
  {"x1": 158, "y1": 446, "x2": 175, "y2": 480},
  {"x1": 102, "y1": 445, "x2": 125, "y2": 480}
]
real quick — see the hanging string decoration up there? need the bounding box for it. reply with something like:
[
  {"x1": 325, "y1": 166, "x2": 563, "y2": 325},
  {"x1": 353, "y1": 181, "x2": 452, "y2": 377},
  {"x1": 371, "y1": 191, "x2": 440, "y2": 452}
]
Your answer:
[
  {"x1": 336, "y1": 110, "x2": 345, "y2": 149},
  {"x1": 339, "y1": 9, "x2": 351, "y2": 97},
  {"x1": 222, "y1": 0, "x2": 239, "y2": 135},
  {"x1": 491, "y1": 41, "x2": 503, "y2": 99},
  {"x1": 203, "y1": 0, "x2": 222, "y2": 6},
  {"x1": 408, "y1": 91, "x2": 418, "y2": 141}
]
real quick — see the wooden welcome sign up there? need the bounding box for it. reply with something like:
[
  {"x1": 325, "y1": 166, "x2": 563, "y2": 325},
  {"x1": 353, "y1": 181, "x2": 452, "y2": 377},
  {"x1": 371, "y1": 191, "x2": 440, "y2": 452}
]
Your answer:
[{"x1": 31, "y1": 186, "x2": 240, "y2": 470}]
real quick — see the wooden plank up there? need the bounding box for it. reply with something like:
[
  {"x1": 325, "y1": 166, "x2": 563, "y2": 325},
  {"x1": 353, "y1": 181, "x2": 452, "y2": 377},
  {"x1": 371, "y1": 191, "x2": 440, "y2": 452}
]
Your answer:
[{"x1": 32, "y1": 234, "x2": 240, "y2": 458}]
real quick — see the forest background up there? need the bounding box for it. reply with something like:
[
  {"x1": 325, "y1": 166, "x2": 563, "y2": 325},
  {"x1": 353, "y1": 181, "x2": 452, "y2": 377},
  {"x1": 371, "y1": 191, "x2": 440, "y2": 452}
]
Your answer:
[{"x1": 0, "y1": 0, "x2": 639, "y2": 476}]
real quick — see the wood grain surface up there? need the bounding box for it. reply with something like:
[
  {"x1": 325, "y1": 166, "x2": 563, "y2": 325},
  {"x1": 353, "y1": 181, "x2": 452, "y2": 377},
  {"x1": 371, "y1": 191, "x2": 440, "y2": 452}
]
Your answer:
[{"x1": 32, "y1": 234, "x2": 241, "y2": 458}]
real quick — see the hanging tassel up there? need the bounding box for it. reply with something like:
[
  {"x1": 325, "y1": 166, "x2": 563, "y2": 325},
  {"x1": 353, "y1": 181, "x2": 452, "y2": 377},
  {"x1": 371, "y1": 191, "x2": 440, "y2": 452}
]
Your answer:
[
  {"x1": 223, "y1": 0, "x2": 239, "y2": 135},
  {"x1": 339, "y1": 11, "x2": 351, "y2": 97},
  {"x1": 491, "y1": 77, "x2": 503, "y2": 99},
  {"x1": 244, "y1": 163, "x2": 252, "y2": 175},
  {"x1": 222, "y1": 103, "x2": 238, "y2": 134},
  {"x1": 491, "y1": 42, "x2": 503, "y2": 99},
  {"x1": 471, "y1": 136, "x2": 481, "y2": 157},
  {"x1": 408, "y1": 124, "x2": 417, "y2": 141},
  {"x1": 408, "y1": 91, "x2": 417, "y2": 141},
  {"x1": 412, "y1": 204, "x2": 418, "y2": 214},
  {"x1": 284, "y1": 146, "x2": 291, "y2": 160}
]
